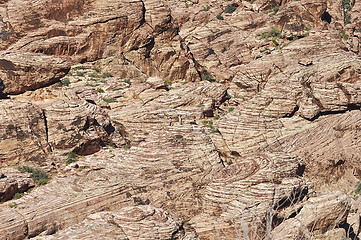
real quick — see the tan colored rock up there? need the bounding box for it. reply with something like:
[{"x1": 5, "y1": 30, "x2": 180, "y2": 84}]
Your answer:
[
  {"x1": 0, "y1": 168, "x2": 34, "y2": 202},
  {"x1": 271, "y1": 191, "x2": 350, "y2": 239},
  {"x1": 0, "y1": 51, "x2": 70, "y2": 94},
  {"x1": 0, "y1": 124, "x2": 223, "y2": 238},
  {"x1": 0, "y1": 100, "x2": 50, "y2": 167},
  {"x1": 109, "y1": 81, "x2": 227, "y2": 142},
  {"x1": 34, "y1": 205, "x2": 197, "y2": 240},
  {"x1": 190, "y1": 152, "x2": 312, "y2": 239}
]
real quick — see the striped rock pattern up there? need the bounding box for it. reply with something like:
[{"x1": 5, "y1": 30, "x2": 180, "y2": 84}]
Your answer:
[{"x1": 34, "y1": 205, "x2": 197, "y2": 240}]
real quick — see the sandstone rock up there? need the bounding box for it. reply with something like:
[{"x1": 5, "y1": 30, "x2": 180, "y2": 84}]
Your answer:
[
  {"x1": 34, "y1": 205, "x2": 197, "y2": 240},
  {"x1": 0, "y1": 124, "x2": 223, "y2": 238},
  {"x1": 1, "y1": 0, "x2": 199, "y2": 82},
  {"x1": 0, "y1": 51, "x2": 70, "y2": 95},
  {"x1": 0, "y1": 168, "x2": 34, "y2": 202},
  {"x1": 190, "y1": 152, "x2": 312, "y2": 239},
  {"x1": 271, "y1": 191, "x2": 350, "y2": 239},
  {"x1": 0, "y1": 100, "x2": 50, "y2": 167},
  {"x1": 0, "y1": 0, "x2": 361, "y2": 239},
  {"x1": 109, "y1": 81, "x2": 227, "y2": 143}
]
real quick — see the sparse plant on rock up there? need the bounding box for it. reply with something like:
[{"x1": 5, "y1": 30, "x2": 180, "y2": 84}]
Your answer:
[
  {"x1": 225, "y1": 4, "x2": 237, "y2": 14},
  {"x1": 66, "y1": 152, "x2": 78, "y2": 165},
  {"x1": 18, "y1": 165, "x2": 49, "y2": 185},
  {"x1": 76, "y1": 71, "x2": 85, "y2": 77},
  {"x1": 61, "y1": 79, "x2": 71, "y2": 86},
  {"x1": 101, "y1": 72, "x2": 113, "y2": 78},
  {"x1": 102, "y1": 97, "x2": 118, "y2": 103},
  {"x1": 123, "y1": 145, "x2": 131, "y2": 150},
  {"x1": 216, "y1": 14, "x2": 224, "y2": 20},
  {"x1": 201, "y1": 71, "x2": 216, "y2": 82},
  {"x1": 339, "y1": 30, "x2": 348, "y2": 41},
  {"x1": 96, "y1": 88, "x2": 105, "y2": 93}
]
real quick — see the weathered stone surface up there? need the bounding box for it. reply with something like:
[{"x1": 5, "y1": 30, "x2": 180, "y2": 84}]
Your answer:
[
  {"x1": 1, "y1": 0, "x2": 361, "y2": 239},
  {"x1": 0, "y1": 125, "x2": 223, "y2": 238},
  {"x1": 1, "y1": 0, "x2": 199, "y2": 82},
  {"x1": 108, "y1": 81, "x2": 227, "y2": 143},
  {"x1": 34, "y1": 205, "x2": 197, "y2": 240},
  {"x1": 0, "y1": 168, "x2": 34, "y2": 202},
  {"x1": 0, "y1": 100, "x2": 50, "y2": 166},
  {"x1": 190, "y1": 152, "x2": 312, "y2": 239},
  {"x1": 271, "y1": 191, "x2": 350, "y2": 239},
  {"x1": 0, "y1": 51, "x2": 70, "y2": 94}
]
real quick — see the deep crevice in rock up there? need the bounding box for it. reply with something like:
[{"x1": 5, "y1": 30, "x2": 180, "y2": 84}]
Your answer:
[
  {"x1": 309, "y1": 104, "x2": 360, "y2": 121},
  {"x1": 42, "y1": 109, "x2": 52, "y2": 152}
]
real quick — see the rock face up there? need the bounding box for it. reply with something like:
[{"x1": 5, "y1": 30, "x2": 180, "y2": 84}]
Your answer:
[
  {"x1": 271, "y1": 191, "x2": 350, "y2": 239},
  {"x1": 0, "y1": 0, "x2": 361, "y2": 239},
  {"x1": 0, "y1": 51, "x2": 70, "y2": 95},
  {"x1": 34, "y1": 205, "x2": 197, "y2": 240},
  {"x1": 0, "y1": 100, "x2": 50, "y2": 166},
  {"x1": 0, "y1": 168, "x2": 34, "y2": 202}
]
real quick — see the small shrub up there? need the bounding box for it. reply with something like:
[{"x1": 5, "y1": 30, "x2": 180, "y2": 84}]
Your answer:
[
  {"x1": 66, "y1": 152, "x2": 78, "y2": 165},
  {"x1": 202, "y1": 6, "x2": 210, "y2": 11},
  {"x1": 228, "y1": 107, "x2": 235, "y2": 112},
  {"x1": 88, "y1": 73, "x2": 101, "y2": 78},
  {"x1": 225, "y1": 4, "x2": 237, "y2": 14},
  {"x1": 214, "y1": 114, "x2": 221, "y2": 120},
  {"x1": 112, "y1": 87, "x2": 123, "y2": 91},
  {"x1": 85, "y1": 83, "x2": 98, "y2": 87},
  {"x1": 216, "y1": 14, "x2": 224, "y2": 20},
  {"x1": 102, "y1": 97, "x2": 118, "y2": 103},
  {"x1": 92, "y1": 67, "x2": 101, "y2": 73},
  {"x1": 304, "y1": 25, "x2": 311, "y2": 31},
  {"x1": 343, "y1": 0, "x2": 352, "y2": 11},
  {"x1": 203, "y1": 120, "x2": 214, "y2": 128},
  {"x1": 344, "y1": 12, "x2": 351, "y2": 25},
  {"x1": 76, "y1": 71, "x2": 85, "y2": 77},
  {"x1": 73, "y1": 66, "x2": 88, "y2": 70},
  {"x1": 355, "y1": 181, "x2": 361, "y2": 195},
  {"x1": 124, "y1": 79, "x2": 131, "y2": 85},
  {"x1": 101, "y1": 72, "x2": 113, "y2": 78},
  {"x1": 17, "y1": 166, "x2": 49, "y2": 185},
  {"x1": 96, "y1": 88, "x2": 105, "y2": 93},
  {"x1": 123, "y1": 145, "x2": 131, "y2": 150},
  {"x1": 203, "y1": 120, "x2": 219, "y2": 134},
  {"x1": 210, "y1": 128, "x2": 220, "y2": 134},
  {"x1": 269, "y1": 27, "x2": 282, "y2": 38},
  {"x1": 61, "y1": 79, "x2": 71, "y2": 86},
  {"x1": 264, "y1": 6, "x2": 279, "y2": 15},
  {"x1": 13, "y1": 193, "x2": 24, "y2": 200},
  {"x1": 8, "y1": 203, "x2": 17, "y2": 208},
  {"x1": 108, "y1": 142, "x2": 116, "y2": 148},
  {"x1": 339, "y1": 30, "x2": 348, "y2": 41},
  {"x1": 201, "y1": 71, "x2": 216, "y2": 82},
  {"x1": 165, "y1": 79, "x2": 172, "y2": 90},
  {"x1": 272, "y1": 38, "x2": 279, "y2": 46}
]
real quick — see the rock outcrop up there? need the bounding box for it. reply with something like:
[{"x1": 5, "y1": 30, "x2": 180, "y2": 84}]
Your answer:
[
  {"x1": 34, "y1": 205, "x2": 197, "y2": 240},
  {"x1": 0, "y1": 51, "x2": 70, "y2": 95},
  {"x1": 0, "y1": 0, "x2": 361, "y2": 239},
  {"x1": 0, "y1": 100, "x2": 50, "y2": 166},
  {"x1": 0, "y1": 168, "x2": 34, "y2": 202}
]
